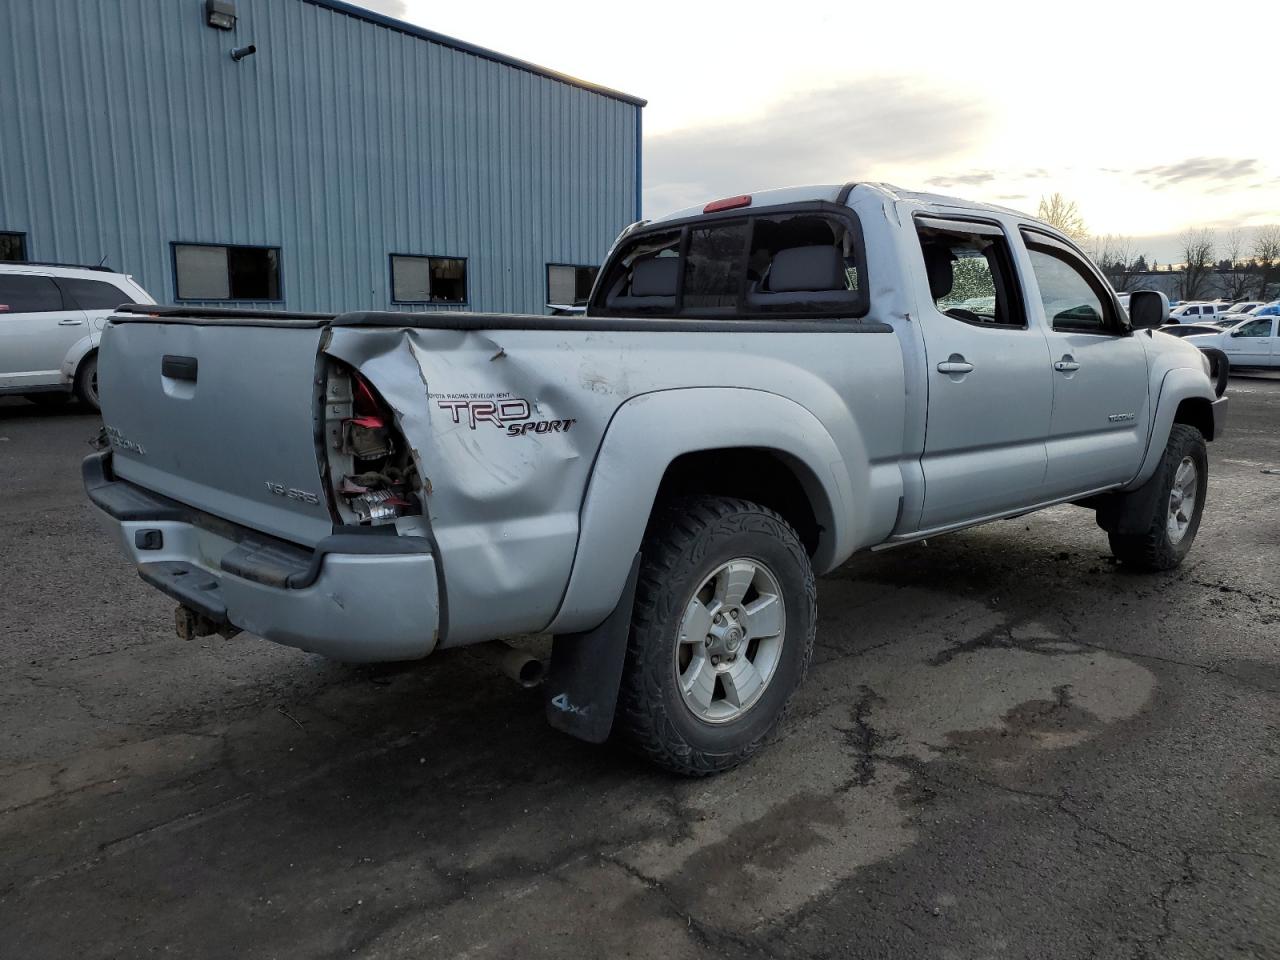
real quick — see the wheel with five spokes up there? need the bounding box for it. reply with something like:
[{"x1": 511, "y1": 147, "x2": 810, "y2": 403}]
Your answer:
[{"x1": 616, "y1": 496, "x2": 816, "y2": 775}]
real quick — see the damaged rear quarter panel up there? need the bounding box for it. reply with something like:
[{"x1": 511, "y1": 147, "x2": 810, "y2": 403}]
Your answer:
[{"x1": 324, "y1": 324, "x2": 906, "y2": 646}]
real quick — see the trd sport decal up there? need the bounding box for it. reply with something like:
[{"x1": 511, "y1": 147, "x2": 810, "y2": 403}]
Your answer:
[{"x1": 433, "y1": 394, "x2": 577, "y2": 437}]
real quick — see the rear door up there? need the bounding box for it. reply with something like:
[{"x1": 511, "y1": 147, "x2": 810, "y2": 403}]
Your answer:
[
  {"x1": 914, "y1": 217, "x2": 1054, "y2": 529},
  {"x1": 99, "y1": 317, "x2": 334, "y2": 546},
  {"x1": 1020, "y1": 230, "x2": 1151, "y2": 496},
  {"x1": 0, "y1": 273, "x2": 87, "y2": 388}
]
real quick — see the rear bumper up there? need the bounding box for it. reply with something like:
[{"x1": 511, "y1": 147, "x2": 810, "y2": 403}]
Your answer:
[{"x1": 83, "y1": 452, "x2": 440, "y2": 662}]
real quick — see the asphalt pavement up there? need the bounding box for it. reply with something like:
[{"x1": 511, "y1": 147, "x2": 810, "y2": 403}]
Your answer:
[{"x1": 1, "y1": 378, "x2": 1276, "y2": 959}]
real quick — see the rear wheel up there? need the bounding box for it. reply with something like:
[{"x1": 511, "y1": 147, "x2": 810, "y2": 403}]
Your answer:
[
  {"x1": 615, "y1": 496, "x2": 816, "y2": 776},
  {"x1": 1108, "y1": 424, "x2": 1207, "y2": 571},
  {"x1": 74, "y1": 352, "x2": 100, "y2": 412}
]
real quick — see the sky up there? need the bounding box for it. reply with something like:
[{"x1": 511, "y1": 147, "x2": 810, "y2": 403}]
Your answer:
[{"x1": 356, "y1": 0, "x2": 1280, "y2": 265}]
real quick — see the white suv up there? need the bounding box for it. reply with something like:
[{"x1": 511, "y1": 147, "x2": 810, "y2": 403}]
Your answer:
[{"x1": 0, "y1": 262, "x2": 153, "y2": 411}]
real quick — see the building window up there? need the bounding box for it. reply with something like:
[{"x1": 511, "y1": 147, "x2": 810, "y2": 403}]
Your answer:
[
  {"x1": 389, "y1": 255, "x2": 467, "y2": 304},
  {"x1": 547, "y1": 263, "x2": 599, "y2": 306},
  {"x1": 1, "y1": 232, "x2": 26, "y2": 262},
  {"x1": 173, "y1": 243, "x2": 281, "y2": 300}
]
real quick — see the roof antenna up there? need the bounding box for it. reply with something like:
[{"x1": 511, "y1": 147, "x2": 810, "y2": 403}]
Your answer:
[{"x1": 97, "y1": 253, "x2": 108, "y2": 267}]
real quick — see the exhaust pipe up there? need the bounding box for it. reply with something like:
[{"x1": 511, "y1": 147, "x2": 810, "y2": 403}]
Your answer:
[{"x1": 474, "y1": 640, "x2": 545, "y2": 688}]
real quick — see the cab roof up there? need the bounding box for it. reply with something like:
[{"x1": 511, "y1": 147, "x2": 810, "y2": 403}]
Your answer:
[{"x1": 648, "y1": 182, "x2": 1036, "y2": 227}]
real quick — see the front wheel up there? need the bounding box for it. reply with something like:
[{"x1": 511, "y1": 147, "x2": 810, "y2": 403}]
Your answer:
[
  {"x1": 615, "y1": 496, "x2": 816, "y2": 776},
  {"x1": 1108, "y1": 424, "x2": 1208, "y2": 571}
]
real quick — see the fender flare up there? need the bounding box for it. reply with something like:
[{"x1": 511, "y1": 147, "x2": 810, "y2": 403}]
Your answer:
[
  {"x1": 1124, "y1": 366, "x2": 1217, "y2": 491},
  {"x1": 544, "y1": 387, "x2": 860, "y2": 635},
  {"x1": 60, "y1": 331, "x2": 101, "y2": 385}
]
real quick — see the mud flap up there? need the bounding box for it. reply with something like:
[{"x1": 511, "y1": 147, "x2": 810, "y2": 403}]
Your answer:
[
  {"x1": 543, "y1": 552, "x2": 640, "y2": 744},
  {"x1": 1093, "y1": 469, "x2": 1166, "y2": 535}
]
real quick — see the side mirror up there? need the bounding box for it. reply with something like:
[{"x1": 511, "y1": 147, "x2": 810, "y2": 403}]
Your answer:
[{"x1": 1128, "y1": 289, "x2": 1169, "y2": 329}]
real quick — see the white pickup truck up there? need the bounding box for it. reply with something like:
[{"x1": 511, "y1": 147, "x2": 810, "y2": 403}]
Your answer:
[{"x1": 85, "y1": 183, "x2": 1227, "y2": 775}]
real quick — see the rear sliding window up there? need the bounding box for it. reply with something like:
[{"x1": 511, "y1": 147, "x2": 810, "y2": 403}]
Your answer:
[{"x1": 590, "y1": 207, "x2": 868, "y2": 319}]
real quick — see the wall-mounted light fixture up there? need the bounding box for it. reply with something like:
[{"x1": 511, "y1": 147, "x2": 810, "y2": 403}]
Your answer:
[
  {"x1": 206, "y1": 0, "x2": 237, "y2": 30},
  {"x1": 230, "y1": 44, "x2": 257, "y2": 62}
]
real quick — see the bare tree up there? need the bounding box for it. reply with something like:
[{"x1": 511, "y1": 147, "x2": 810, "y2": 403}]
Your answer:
[
  {"x1": 1090, "y1": 234, "x2": 1146, "y2": 291},
  {"x1": 1036, "y1": 193, "x2": 1089, "y2": 243},
  {"x1": 1219, "y1": 228, "x2": 1254, "y2": 301},
  {"x1": 1178, "y1": 228, "x2": 1215, "y2": 301},
  {"x1": 1254, "y1": 225, "x2": 1280, "y2": 301}
]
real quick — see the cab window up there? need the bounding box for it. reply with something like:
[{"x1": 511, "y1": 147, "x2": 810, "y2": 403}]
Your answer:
[
  {"x1": 1021, "y1": 234, "x2": 1119, "y2": 333},
  {"x1": 590, "y1": 207, "x2": 867, "y2": 320},
  {"x1": 915, "y1": 222, "x2": 1024, "y2": 328},
  {"x1": 1234, "y1": 318, "x2": 1273, "y2": 338}
]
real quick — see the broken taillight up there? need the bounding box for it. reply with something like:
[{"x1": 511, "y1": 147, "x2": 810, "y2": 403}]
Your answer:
[{"x1": 325, "y1": 365, "x2": 422, "y2": 526}]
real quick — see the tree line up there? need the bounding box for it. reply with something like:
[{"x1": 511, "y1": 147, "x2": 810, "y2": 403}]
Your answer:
[{"x1": 1036, "y1": 193, "x2": 1280, "y2": 302}]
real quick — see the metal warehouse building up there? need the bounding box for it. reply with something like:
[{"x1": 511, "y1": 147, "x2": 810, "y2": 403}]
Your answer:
[{"x1": 0, "y1": 0, "x2": 643, "y2": 313}]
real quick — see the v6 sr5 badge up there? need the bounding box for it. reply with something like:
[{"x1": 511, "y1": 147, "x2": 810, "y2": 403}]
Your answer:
[{"x1": 436, "y1": 397, "x2": 577, "y2": 437}]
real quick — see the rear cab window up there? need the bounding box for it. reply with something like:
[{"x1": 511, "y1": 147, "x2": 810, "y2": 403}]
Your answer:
[
  {"x1": 589, "y1": 204, "x2": 868, "y2": 320},
  {"x1": 914, "y1": 218, "x2": 1025, "y2": 328}
]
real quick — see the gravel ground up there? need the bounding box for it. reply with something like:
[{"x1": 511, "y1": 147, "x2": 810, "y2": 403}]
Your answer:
[{"x1": 0, "y1": 376, "x2": 1276, "y2": 959}]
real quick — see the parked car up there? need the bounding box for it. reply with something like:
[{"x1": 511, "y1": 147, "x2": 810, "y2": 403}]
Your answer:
[
  {"x1": 84, "y1": 183, "x2": 1226, "y2": 775},
  {"x1": 0, "y1": 262, "x2": 154, "y2": 411},
  {"x1": 1184, "y1": 315, "x2": 1280, "y2": 369},
  {"x1": 1253, "y1": 301, "x2": 1280, "y2": 317},
  {"x1": 1169, "y1": 302, "x2": 1223, "y2": 323},
  {"x1": 1219, "y1": 301, "x2": 1263, "y2": 317},
  {"x1": 1158, "y1": 323, "x2": 1220, "y2": 338}
]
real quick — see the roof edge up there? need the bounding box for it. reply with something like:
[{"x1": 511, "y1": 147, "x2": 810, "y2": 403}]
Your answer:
[{"x1": 300, "y1": 0, "x2": 647, "y2": 107}]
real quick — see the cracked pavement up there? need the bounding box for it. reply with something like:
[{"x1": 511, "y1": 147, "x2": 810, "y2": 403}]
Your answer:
[{"x1": 1, "y1": 375, "x2": 1277, "y2": 959}]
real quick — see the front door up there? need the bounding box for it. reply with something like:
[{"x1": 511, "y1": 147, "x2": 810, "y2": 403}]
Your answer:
[
  {"x1": 915, "y1": 218, "x2": 1054, "y2": 530},
  {"x1": 0, "y1": 273, "x2": 86, "y2": 390},
  {"x1": 1020, "y1": 232, "x2": 1151, "y2": 496}
]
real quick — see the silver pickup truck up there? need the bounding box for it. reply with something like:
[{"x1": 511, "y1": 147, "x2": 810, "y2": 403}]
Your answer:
[{"x1": 85, "y1": 183, "x2": 1227, "y2": 774}]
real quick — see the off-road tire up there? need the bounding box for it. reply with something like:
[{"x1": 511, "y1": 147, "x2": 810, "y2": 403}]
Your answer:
[
  {"x1": 615, "y1": 496, "x2": 816, "y2": 776},
  {"x1": 1108, "y1": 424, "x2": 1207, "y2": 571},
  {"x1": 74, "y1": 352, "x2": 100, "y2": 412}
]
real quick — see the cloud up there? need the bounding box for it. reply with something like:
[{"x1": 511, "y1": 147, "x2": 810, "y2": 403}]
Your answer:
[
  {"x1": 1134, "y1": 157, "x2": 1260, "y2": 188},
  {"x1": 926, "y1": 171, "x2": 995, "y2": 188},
  {"x1": 643, "y1": 79, "x2": 990, "y2": 215}
]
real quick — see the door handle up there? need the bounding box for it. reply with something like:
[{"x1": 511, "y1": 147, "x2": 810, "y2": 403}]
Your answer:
[
  {"x1": 162, "y1": 354, "x2": 198, "y2": 382},
  {"x1": 937, "y1": 355, "x2": 974, "y2": 375},
  {"x1": 1054, "y1": 358, "x2": 1081, "y2": 372},
  {"x1": 58, "y1": 318, "x2": 84, "y2": 326}
]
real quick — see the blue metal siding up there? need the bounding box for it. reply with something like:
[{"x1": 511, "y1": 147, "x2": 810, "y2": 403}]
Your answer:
[{"x1": 0, "y1": 0, "x2": 640, "y2": 313}]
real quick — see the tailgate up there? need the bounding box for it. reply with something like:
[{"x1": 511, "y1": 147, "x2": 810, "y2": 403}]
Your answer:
[{"x1": 98, "y1": 319, "x2": 333, "y2": 546}]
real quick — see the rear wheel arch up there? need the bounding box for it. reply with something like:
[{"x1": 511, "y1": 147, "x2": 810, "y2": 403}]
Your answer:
[
  {"x1": 545, "y1": 388, "x2": 854, "y2": 636},
  {"x1": 653, "y1": 447, "x2": 830, "y2": 559},
  {"x1": 74, "y1": 348, "x2": 100, "y2": 411}
]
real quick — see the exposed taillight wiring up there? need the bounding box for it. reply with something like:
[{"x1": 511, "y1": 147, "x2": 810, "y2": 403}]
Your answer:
[{"x1": 325, "y1": 363, "x2": 423, "y2": 526}]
